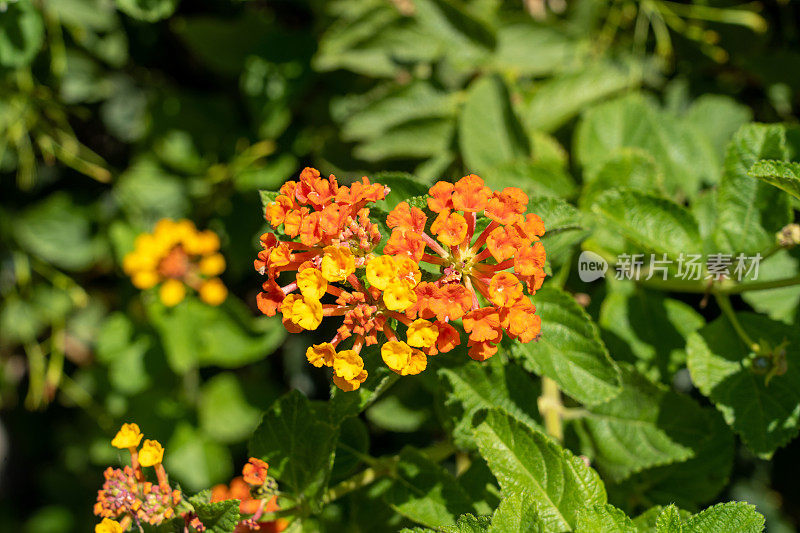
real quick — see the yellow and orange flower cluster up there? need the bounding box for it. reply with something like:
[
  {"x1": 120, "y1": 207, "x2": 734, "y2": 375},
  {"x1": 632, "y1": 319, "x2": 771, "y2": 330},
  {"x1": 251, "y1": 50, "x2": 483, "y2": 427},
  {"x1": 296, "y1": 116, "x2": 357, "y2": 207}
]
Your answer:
[
  {"x1": 210, "y1": 458, "x2": 287, "y2": 533},
  {"x1": 94, "y1": 424, "x2": 179, "y2": 530},
  {"x1": 123, "y1": 219, "x2": 228, "y2": 307},
  {"x1": 255, "y1": 169, "x2": 545, "y2": 390}
]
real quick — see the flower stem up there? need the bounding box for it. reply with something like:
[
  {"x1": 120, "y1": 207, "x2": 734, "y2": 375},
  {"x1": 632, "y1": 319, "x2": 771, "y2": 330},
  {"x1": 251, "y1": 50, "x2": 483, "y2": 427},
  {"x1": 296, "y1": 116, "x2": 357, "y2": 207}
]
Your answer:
[
  {"x1": 715, "y1": 294, "x2": 757, "y2": 351},
  {"x1": 538, "y1": 377, "x2": 564, "y2": 442}
]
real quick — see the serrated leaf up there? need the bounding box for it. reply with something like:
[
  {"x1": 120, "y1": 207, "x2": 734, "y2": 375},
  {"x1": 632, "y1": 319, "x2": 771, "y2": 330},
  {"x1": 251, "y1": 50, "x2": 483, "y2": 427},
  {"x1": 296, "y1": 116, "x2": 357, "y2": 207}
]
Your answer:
[
  {"x1": 459, "y1": 75, "x2": 530, "y2": 175},
  {"x1": 579, "y1": 149, "x2": 663, "y2": 209},
  {"x1": 384, "y1": 448, "x2": 475, "y2": 528},
  {"x1": 249, "y1": 390, "x2": 340, "y2": 511},
  {"x1": 714, "y1": 124, "x2": 790, "y2": 254},
  {"x1": 687, "y1": 313, "x2": 800, "y2": 457},
  {"x1": 473, "y1": 409, "x2": 606, "y2": 532},
  {"x1": 510, "y1": 286, "x2": 622, "y2": 406},
  {"x1": 748, "y1": 159, "x2": 800, "y2": 200},
  {"x1": 740, "y1": 251, "x2": 800, "y2": 324},
  {"x1": 259, "y1": 190, "x2": 280, "y2": 211},
  {"x1": 373, "y1": 172, "x2": 430, "y2": 213},
  {"x1": 488, "y1": 492, "x2": 544, "y2": 533},
  {"x1": 579, "y1": 365, "x2": 720, "y2": 483},
  {"x1": 655, "y1": 502, "x2": 765, "y2": 533},
  {"x1": 401, "y1": 514, "x2": 493, "y2": 533},
  {"x1": 592, "y1": 189, "x2": 701, "y2": 256},
  {"x1": 576, "y1": 504, "x2": 636, "y2": 533},
  {"x1": 355, "y1": 117, "x2": 455, "y2": 161},
  {"x1": 534, "y1": 196, "x2": 588, "y2": 265},
  {"x1": 439, "y1": 361, "x2": 542, "y2": 449},
  {"x1": 193, "y1": 499, "x2": 241, "y2": 533}
]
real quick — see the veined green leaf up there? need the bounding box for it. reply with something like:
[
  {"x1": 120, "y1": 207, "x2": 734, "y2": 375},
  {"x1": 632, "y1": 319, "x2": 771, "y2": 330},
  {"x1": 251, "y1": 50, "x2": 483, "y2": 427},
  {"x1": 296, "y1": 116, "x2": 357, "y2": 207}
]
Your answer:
[
  {"x1": 592, "y1": 189, "x2": 702, "y2": 256},
  {"x1": 248, "y1": 390, "x2": 340, "y2": 511},
  {"x1": 488, "y1": 492, "x2": 544, "y2": 533},
  {"x1": 576, "y1": 504, "x2": 636, "y2": 533},
  {"x1": 714, "y1": 124, "x2": 790, "y2": 254},
  {"x1": 384, "y1": 448, "x2": 476, "y2": 528},
  {"x1": 654, "y1": 502, "x2": 765, "y2": 533},
  {"x1": 748, "y1": 159, "x2": 800, "y2": 200},
  {"x1": 192, "y1": 499, "x2": 240, "y2": 533},
  {"x1": 474, "y1": 409, "x2": 606, "y2": 532},
  {"x1": 687, "y1": 313, "x2": 800, "y2": 457},
  {"x1": 510, "y1": 286, "x2": 622, "y2": 406}
]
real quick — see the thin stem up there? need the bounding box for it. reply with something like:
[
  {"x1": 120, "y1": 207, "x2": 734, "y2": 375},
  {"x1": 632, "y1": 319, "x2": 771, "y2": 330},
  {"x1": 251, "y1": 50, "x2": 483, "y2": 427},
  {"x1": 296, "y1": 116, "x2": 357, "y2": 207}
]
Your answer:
[
  {"x1": 715, "y1": 294, "x2": 757, "y2": 351},
  {"x1": 538, "y1": 377, "x2": 564, "y2": 443}
]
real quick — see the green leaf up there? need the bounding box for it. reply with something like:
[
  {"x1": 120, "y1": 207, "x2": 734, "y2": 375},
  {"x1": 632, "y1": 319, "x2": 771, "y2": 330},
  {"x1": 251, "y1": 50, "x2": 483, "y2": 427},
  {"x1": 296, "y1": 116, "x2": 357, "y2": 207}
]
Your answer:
[
  {"x1": 13, "y1": 193, "x2": 103, "y2": 271},
  {"x1": 459, "y1": 75, "x2": 530, "y2": 174},
  {"x1": 439, "y1": 361, "x2": 542, "y2": 449},
  {"x1": 384, "y1": 448, "x2": 475, "y2": 528},
  {"x1": 401, "y1": 514, "x2": 493, "y2": 533},
  {"x1": 248, "y1": 390, "x2": 340, "y2": 511},
  {"x1": 687, "y1": 313, "x2": 800, "y2": 457},
  {"x1": 114, "y1": 158, "x2": 190, "y2": 224},
  {"x1": 599, "y1": 287, "x2": 704, "y2": 382},
  {"x1": 200, "y1": 373, "x2": 261, "y2": 444},
  {"x1": 148, "y1": 297, "x2": 285, "y2": 374},
  {"x1": 575, "y1": 93, "x2": 716, "y2": 197},
  {"x1": 714, "y1": 124, "x2": 790, "y2": 254},
  {"x1": 748, "y1": 159, "x2": 800, "y2": 200},
  {"x1": 354, "y1": 117, "x2": 455, "y2": 161},
  {"x1": 655, "y1": 502, "x2": 765, "y2": 533},
  {"x1": 684, "y1": 95, "x2": 752, "y2": 166},
  {"x1": 579, "y1": 149, "x2": 663, "y2": 209},
  {"x1": 96, "y1": 313, "x2": 152, "y2": 395},
  {"x1": 115, "y1": 0, "x2": 179, "y2": 21},
  {"x1": 488, "y1": 492, "x2": 544, "y2": 533},
  {"x1": 741, "y1": 251, "x2": 800, "y2": 324},
  {"x1": 473, "y1": 409, "x2": 606, "y2": 532},
  {"x1": 491, "y1": 24, "x2": 582, "y2": 77},
  {"x1": 510, "y1": 286, "x2": 622, "y2": 406},
  {"x1": 412, "y1": 0, "x2": 495, "y2": 57},
  {"x1": 373, "y1": 172, "x2": 430, "y2": 213},
  {"x1": 341, "y1": 81, "x2": 457, "y2": 142},
  {"x1": 482, "y1": 159, "x2": 578, "y2": 200},
  {"x1": 592, "y1": 189, "x2": 702, "y2": 256},
  {"x1": 534, "y1": 196, "x2": 588, "y2": 266},
  {"x1": 576, "y1": 504, "x2": 636, "y2": 533},
  {"x1": 0, "y1": 1, "x2": 44, "y2": 67},
  {"x1": 193, "y1": 499, "x2": 241, "y2": 533},
  {"x1": 524, "y1": 62, "x2": 639, "y2": 133},
  {"x1": 164, "y1": 423, "x2": 233, "y2": 492},
  {"x1": 578, "y1": 365, "x2": 722, "y2": 483}
]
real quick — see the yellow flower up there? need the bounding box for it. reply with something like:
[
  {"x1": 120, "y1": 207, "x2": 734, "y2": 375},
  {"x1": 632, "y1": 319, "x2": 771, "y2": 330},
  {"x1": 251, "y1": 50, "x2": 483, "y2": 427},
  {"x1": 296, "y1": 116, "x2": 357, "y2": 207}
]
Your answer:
[
  {"x1": 366, "y1": 256, "x2": 397, "y2": 291},
  {"x1": 306, "y1": 343, "x2": 336, "y2": 368},
  {"x1": 199, "y1": 278, "x2": 228, "y2": 306},
  {"x1": 406, "y1": 319, "x2": 439, "y2": 348},
  {"x1": 159, "y1": 279, "x2": 186, "y2": 307},
  {"x1": 332, "y1": 369, "x2": 368, "y2": 392},
  {"x1": 138, "y1": 439, "x2": 164, "y2": 467},
  {"x1": 185, "y1": 229, "x2": 220, "y2": 256},
  {"x1": 383, "y1": 279, "x2": 417, "y2": 312},
  {"x1": 394, "y1": 257, "x2": 422, "y2": 285},
  {"x1": 198, "y1": 253, "x2": 226, "y2": 276},
  {"x1": 111, "y1": 423, "x2": 143, "y2": 449},
  {"x1": 131, "y1": 270, "x2": 160, "y2": 289},
  {"x1": 289, "y1": 296, "x2": 323, "y2": 330},
  {"x1": 381, "y1": 341, "x2": 426, "y2": 376},
  {"x1": 95, "y1": 518, "x2": 123, "y2": 533},
  {"x1": 320, "y1": 246, "x2": 355, "y2": 282},
  {"x1": 333, "y1": 350, "x2": 364, "y2": 381},
  {"x1": 297, "y1": 268, "x2": 328, "y2": 300}
]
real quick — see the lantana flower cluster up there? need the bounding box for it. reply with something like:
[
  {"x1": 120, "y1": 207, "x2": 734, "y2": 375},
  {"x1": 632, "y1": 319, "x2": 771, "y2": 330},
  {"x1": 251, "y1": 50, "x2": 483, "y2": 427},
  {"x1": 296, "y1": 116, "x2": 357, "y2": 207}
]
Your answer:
[
  {"x1": 94, "y1": 424, "x2": 284, "y2": 533},
  {"x1": 255, "y1": 169, "x2": 545, "y2": 391},
  {"x1": 123, "y1": 218, "x2": 228, "y2": 307},
  {"x1": 94, "y1": 423, "x2": 180, "y2": 531}
]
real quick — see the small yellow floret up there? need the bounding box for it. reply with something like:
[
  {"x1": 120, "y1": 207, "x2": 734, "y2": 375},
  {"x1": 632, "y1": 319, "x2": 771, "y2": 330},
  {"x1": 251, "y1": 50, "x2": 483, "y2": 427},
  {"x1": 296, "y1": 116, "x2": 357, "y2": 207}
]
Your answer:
[
  {"x1": 159, "y1": 279, "x2": 186, "y2": 307},
  {"x1": 333, "y1": 350, "x2": 365, "y2": 381},
  {"x1": 383, "y1": 279, "x2": 417, "y2": 311},
  {"x1": 297, "y1": 268, "x2": 328, "y2": 300},
  {"x1": 199, "y1": 278, "x2": 227, "y2": 306},
  {"x1": 111, "y1": 423, "x2": 143, "y2": 449},
  {"x1": 138, "y1": 439, "x2": 164, "y2": 467},
  {"x1": 131, "y1": 270, "x2": 160, "y2": 289},
  {"x1": 366, "y1": 256, "x2": 397, "y2": 290},
  {"x1": 199, "y1": 254, "x2": 226, "y2": 276},
  {"x1": 306, "y1": 343, "x2": 336, "y2": 368},
  {"x1": 406, "y1": 319, "x2": 439, "y2": 348},
  {"x1": 320, "y1": 246, "x2": 355, "y2": 282},
  {"x1": 290, "y1": 296, "x2": 323, "y2": 330},
  {"x1": 96, "y1": 518, "x2": 123, "y2": 533}
]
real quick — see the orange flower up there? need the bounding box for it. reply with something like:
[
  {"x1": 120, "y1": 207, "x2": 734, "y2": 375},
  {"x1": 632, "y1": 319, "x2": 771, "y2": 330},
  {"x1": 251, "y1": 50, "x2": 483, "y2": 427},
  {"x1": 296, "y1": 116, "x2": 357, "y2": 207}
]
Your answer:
[
  {"x1": 427, "y1": 181, "x2": 454, "y2": 213},
  {"x1": 486, "y1": 187, "x2": 528, "y2": 225},
  {"x1": 487, "y1": 272, "x2": 524, "y2": 308},
  {"x1": 388, "y1": 202, "x2": 427, "y2": 233},
  {"x1": 452, "y1": 174, "x2": 491, "y2": 212},
  {"x1": 384, "y1": 230, "x2": 426, "y2": 262},
  {"x1": 486, "y1": 226, "x2": 527, "y2": 262},
  {"x1": 431, "y1": 210, "x2": 468, "y2": 247},
  {"x1": 463, "y1": 308, "x2": 502, "y2": 344},
  {"x1": 242, "y1": 458, "x2": 269, "y2": 486}
]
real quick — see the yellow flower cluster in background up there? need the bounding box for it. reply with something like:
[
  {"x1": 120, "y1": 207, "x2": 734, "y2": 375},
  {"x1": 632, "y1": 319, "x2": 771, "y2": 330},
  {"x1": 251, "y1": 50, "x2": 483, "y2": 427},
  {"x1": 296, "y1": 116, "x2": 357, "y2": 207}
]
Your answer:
[{"x1": 122, "y1": 219, "x2": 228, "y2": 307}]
